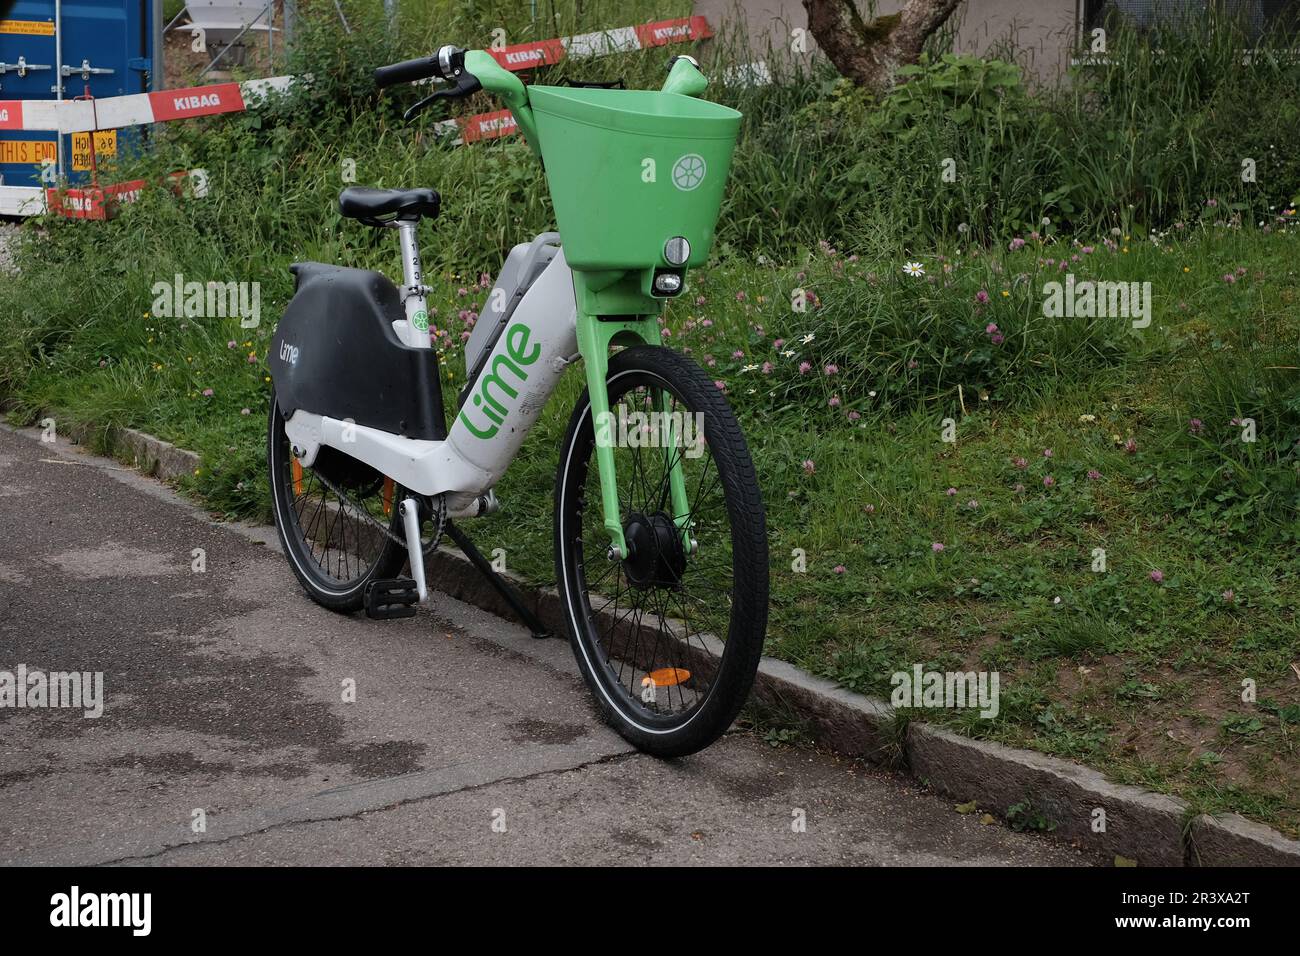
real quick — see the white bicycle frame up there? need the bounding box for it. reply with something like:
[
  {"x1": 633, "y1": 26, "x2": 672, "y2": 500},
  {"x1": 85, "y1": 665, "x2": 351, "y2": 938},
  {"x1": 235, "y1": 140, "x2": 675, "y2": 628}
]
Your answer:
[
  {"x1": 283, "y1": 228, "x2": 580, "y2": 524},
  {"x1": 283, "y1": 51, "x2": 711, "y2": 602}
]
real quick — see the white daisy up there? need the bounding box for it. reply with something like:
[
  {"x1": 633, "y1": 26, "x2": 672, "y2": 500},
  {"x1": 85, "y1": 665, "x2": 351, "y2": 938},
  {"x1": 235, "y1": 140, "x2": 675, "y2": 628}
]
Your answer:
[{"x1": 902, "y1": 261, "x2": 925, "y2": 277}]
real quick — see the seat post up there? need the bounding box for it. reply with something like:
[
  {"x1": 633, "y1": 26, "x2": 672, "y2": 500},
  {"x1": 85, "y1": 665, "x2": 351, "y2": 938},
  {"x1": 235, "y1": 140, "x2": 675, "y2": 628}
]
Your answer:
[{"x1": 396, "y1": 219, "x2": 432, "y2": 349}]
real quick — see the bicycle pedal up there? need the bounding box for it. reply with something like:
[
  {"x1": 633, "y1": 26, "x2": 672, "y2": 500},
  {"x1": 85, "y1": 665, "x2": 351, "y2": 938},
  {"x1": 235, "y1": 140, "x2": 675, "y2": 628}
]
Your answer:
[{"x1": 364, "y1": 578, "x2": 420, "y2": 619}]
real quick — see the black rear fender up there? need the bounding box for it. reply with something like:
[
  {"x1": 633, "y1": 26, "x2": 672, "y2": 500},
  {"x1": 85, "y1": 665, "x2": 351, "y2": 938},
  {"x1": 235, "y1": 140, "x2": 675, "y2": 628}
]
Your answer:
[{"x1": 268, "y1": 263, "x2": 446, "y2": 441}]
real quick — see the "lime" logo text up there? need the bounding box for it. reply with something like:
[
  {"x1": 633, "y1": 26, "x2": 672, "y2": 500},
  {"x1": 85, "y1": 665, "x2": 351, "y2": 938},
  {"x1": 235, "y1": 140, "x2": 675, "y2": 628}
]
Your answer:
[{"x1": 457, "y1": 322, "x2": 541, "y2": 439}]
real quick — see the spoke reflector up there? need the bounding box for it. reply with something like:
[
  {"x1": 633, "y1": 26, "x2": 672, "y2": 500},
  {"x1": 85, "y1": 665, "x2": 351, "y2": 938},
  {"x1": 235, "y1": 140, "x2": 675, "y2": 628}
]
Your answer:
[
  {"x1": 642, "y1": 668, "x2": 691, "y2": 688},
  {"x1": 382, "y1": 477, "x2": 394, "y2": 516},
  {"x1": 291, "y1": 458, "x2": 304, "y2": 497}
]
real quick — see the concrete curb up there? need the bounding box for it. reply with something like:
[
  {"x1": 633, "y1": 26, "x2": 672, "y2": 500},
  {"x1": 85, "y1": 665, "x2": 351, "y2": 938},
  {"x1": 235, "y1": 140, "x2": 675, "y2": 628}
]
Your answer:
[
  {"x1": 1188, "y1": 812, "x2": 1300, "y2": 867},
  {"x1": 423, "y1": 531, "x2": 1298, "y2": 866},
  {"x1": 65, "y1": 421, "x2": 202, "y2": 481},
  {"x1": 15, "y1": 415, "x2": 1300, "y2": 866},
  {"x1": 907, "y1": 723, "x2": 1189, "y2": 866}
]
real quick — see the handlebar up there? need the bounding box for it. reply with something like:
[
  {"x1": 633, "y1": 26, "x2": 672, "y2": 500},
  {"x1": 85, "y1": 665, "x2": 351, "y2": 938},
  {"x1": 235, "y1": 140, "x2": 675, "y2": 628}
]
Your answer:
[
  {"x1": 376, "y1": 46, "x2": 482, "y2": 122},
  {"x1": 374, "y1": 45, "x2": 465, "y2": 89},
  {"x1": 376, "y1": 45, "x2": 707, "y2": 98},
  {"x1": 374, "y1": 55, "x2": 441, "y2": 88},
  {"x1": 373, "y1": 45, "x2": 709, "y2": 154}
]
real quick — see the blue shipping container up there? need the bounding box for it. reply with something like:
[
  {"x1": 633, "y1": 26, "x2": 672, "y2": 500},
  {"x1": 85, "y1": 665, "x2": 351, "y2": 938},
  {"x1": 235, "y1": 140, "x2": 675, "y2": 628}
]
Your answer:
[{"x1": 0, "y1": 0, "x2": 161, "y2": 187}]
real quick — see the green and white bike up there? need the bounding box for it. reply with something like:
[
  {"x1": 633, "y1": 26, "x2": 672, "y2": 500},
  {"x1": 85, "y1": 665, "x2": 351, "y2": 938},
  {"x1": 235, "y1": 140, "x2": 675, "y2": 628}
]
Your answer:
[{"x1": 266, "y1": 46, "x2": 768, "y2": 757}]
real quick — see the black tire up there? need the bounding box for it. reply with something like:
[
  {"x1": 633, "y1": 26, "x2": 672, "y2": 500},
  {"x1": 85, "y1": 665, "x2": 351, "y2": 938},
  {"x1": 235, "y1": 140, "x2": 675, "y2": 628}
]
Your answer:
[
  {"x1": 268, "y1": 391, "x2": 408, "y2": 612},
  {"x1": 554, "y1": 345, "x2": 769, "y2": 757}
]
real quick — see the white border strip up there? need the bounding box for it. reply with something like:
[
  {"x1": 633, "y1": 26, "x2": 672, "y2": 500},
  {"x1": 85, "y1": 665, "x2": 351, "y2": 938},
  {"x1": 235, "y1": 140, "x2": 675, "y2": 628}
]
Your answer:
[{"x1": 0, "y1": 185, "x2": 47, "y2": 216}]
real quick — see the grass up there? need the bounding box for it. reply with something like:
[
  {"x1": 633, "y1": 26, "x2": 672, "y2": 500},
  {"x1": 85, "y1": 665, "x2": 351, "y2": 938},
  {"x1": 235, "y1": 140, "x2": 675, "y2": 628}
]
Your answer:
[{"x1": 2, "y1": 3, "x2": 1299, "y2": 836}]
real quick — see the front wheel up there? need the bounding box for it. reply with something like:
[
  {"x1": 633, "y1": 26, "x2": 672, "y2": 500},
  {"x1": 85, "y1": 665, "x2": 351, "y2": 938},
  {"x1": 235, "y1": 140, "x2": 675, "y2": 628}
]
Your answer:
[{"x1": 554, "y1": 345, "x2": 769, "y2": 757}]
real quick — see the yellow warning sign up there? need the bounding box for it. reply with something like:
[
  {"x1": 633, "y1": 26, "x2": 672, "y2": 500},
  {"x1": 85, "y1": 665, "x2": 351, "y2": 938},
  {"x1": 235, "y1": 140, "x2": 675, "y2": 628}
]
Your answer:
[
  {"x1": 0, "y1": 139, "x2": 56, "y2": 165},
  {"x1": 71, "y1": 130, "x2": 117, "y2": 170},
  {"x1": 0, "y1": 20, "x2": 55, "y2": 36}
]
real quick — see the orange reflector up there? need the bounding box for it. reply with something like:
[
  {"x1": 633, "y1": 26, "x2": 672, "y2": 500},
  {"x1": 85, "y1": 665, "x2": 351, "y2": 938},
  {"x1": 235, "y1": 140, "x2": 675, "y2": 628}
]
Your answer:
[
  {"x1": 291, "y1": 458, "x2": 304, "y2": 497},
  {"x1": 642, "y1": 668, "x2": 691, "y2": 688},
  {"x1": 382, "y1": 477, "x2": 394, "y2": 516}
]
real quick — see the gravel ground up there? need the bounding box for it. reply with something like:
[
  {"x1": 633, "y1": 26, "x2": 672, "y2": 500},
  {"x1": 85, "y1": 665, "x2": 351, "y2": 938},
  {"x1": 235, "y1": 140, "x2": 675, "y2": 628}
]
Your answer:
[{"x1": 0, "y1": 221, "x2": 18, "y2": 274}]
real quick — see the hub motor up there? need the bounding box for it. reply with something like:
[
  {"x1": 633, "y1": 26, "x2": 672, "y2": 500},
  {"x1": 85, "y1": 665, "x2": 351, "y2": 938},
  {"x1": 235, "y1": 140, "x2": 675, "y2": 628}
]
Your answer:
[{"x1": 620, "y1": 511, "x2": 687, "y2": 590}]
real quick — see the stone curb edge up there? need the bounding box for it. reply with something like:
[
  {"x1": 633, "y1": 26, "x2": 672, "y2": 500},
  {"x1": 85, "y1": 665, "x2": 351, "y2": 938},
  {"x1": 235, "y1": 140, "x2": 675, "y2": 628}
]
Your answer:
[
  {"x1": 17, "y1": 413, "x2": 1299, "y2": 867},
  {"x1": 67, "y1": 421, "x2": 202, "y2": 482},
  {"x1": 423, "y1": 544, "x2": 1299, "y2": 867}
]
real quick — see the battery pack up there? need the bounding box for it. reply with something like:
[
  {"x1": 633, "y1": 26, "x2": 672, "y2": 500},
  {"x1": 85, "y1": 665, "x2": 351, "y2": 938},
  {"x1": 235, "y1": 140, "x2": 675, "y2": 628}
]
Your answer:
[{"x1": 460, "y1": 232, "x2": 561, "y2": 407}]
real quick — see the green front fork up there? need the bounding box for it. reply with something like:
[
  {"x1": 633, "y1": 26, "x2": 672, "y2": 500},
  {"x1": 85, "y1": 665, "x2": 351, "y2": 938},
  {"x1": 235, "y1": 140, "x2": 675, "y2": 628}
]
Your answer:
[{"x1": 572, "y1": 271, "x2": 692, "y2": 559}]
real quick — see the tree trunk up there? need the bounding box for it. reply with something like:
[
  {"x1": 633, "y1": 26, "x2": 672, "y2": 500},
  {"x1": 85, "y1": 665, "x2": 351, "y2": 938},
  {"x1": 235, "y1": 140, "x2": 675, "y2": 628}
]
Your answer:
[{"x1": 802, "y1": 0, "x2": 965, "y2": 92}]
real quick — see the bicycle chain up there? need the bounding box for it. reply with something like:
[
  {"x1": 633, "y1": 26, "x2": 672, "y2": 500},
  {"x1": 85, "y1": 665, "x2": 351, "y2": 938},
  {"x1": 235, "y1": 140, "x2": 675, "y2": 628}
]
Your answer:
[{"x1": 307, "y1": 468, "x2": 447, "y2": 557}]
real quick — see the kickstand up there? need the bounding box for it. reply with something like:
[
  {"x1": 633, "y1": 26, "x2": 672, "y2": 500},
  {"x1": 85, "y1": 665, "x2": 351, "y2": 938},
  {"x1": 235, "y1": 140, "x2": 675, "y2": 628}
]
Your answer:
[{"x1": 443, "y1": 520, "x2": 552, "y2": 639}]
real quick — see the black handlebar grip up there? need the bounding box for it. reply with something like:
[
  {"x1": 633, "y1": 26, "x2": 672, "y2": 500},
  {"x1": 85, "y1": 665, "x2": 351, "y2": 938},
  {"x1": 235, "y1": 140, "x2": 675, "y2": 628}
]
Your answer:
[{"x1": 374, "y1": 55, "x2": 442, "y2": 88}]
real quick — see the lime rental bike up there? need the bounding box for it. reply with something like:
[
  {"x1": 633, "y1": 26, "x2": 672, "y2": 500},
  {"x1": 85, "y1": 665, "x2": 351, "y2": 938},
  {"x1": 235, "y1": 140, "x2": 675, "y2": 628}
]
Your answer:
[{"x1": 266, "y1": 45, "x2": 768, "y2": 756}]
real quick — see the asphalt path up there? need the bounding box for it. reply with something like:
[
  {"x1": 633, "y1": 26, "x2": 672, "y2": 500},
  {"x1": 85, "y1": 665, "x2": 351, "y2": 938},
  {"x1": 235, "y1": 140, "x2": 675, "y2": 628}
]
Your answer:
[{"x1": 0, "y1": 424, "x2": 1089, "y2": 866}]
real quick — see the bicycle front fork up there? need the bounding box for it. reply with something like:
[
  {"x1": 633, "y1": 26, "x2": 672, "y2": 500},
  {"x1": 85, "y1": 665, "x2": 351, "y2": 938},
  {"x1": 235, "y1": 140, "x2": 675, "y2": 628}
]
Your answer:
[{"x1": 572, "y1": 274, "x2": 692, "y2": 560}]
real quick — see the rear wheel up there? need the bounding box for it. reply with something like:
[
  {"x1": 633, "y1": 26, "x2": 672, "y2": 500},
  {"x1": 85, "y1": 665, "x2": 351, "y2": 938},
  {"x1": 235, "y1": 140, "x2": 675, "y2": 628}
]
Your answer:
[
  {"x1": 268, "y1": 392, "x2": 408, "y2": 611},
  {"x1": 554, "y1": 346, "x2": 769, "y2": 757}
]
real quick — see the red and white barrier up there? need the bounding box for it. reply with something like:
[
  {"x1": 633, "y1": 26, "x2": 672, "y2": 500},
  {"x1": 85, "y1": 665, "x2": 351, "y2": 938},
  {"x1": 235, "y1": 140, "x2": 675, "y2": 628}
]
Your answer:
[
  {"x1": 0, "y1": 16, "x2": 713, "y2": 214},
  {"x1": 0, "y1": 77, "x2": 291, "y2": 216},
  {"x1": 0, "y1": 75, "x2": 293, "y2": 135},
  {"x1": 487, "y1": 16, "x2": 710, "y2": 72},
  {"x1": 438, "y1": 16, "x2": 714, "y2": 144},
  {"x1": 0, "y1": 169, "x2": 195, "y2": 220}
]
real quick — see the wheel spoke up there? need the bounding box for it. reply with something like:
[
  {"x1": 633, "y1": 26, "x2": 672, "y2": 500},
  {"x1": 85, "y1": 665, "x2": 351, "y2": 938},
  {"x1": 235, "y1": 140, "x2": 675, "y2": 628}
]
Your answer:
[
  {"x1": 274, "y1": 426, "x2": 397, "y2": 590},
  {"x1": 568, "y1": 366, "x2": 743, "y2": 725}
]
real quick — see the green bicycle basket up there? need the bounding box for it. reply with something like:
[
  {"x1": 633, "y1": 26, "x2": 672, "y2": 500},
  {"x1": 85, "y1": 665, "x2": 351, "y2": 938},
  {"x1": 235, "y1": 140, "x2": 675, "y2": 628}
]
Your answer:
[{"x1": 527, "y1": 86, "x2": 742, "y2": 272}]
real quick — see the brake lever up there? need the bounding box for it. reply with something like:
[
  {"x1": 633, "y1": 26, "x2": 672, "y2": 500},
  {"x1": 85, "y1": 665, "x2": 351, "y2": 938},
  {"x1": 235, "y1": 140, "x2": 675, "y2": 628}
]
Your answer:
[
  {"x1": 402, "y1": 92, "x2": 440, "y2": 122},
  {"x1": 402, "y1": 73, "x2": 482, "y2": 122}
]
